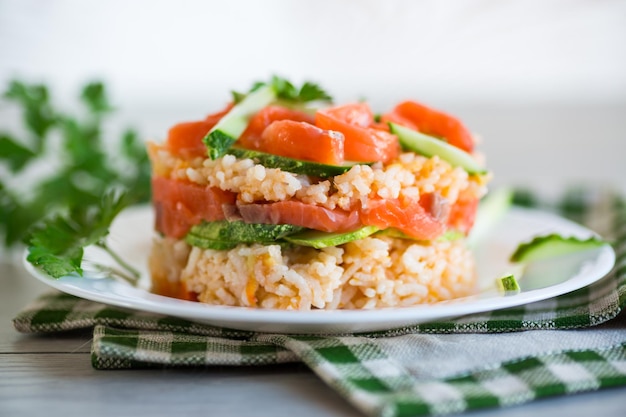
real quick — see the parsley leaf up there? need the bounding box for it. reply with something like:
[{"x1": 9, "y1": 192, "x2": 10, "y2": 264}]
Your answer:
[
  {"x1": 80, "y1": 81, "x2": 114, "y2": 115},
  {"x1": 295, "y1": 81, "x2": 332, "y2": 103},
  {"x1": 26, "y1": 190, "x2": 139, "y2": 283},
  {"x1": 231, "y1": 75, "x2": 333, "y2": 105},
  {"x1": 3, "y1": 81, "x2": 56, "y2": 150},
  {"x1": 0, "y1": 181, "x2": 41, "y2": 246},
  {"x1": 0, "y1": 134, "x2": 36, "y2": 172},
  {"x1": 270, "y1": 75, "x2": 299, "y2": 101}
]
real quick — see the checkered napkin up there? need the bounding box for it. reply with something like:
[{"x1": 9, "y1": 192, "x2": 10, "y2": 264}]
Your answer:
[{"x1": 13, "y1": 189, "x2": 626, "y2": 417}]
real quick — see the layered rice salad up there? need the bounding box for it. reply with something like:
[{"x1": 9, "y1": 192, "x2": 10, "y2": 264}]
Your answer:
[{"x1": 148, "y1": 77, "x2": 490, "y2": 310}]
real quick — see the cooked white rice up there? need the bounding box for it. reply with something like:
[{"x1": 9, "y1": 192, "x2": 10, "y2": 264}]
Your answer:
[
  {"x1": 149, "y1": 144, "x2": 488, "y2": 210},
  {"x1": 150, "y1": 235, "x2": 476, "y2": 310}
]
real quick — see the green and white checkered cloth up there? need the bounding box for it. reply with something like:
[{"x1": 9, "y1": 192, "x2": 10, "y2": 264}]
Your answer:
[{"x1": 13, "y1": 189, "x2": 626, "y2": 417}]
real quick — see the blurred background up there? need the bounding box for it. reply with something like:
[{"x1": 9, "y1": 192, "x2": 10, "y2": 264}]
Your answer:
[{"x1": 1, "y1": 0, "x2": 625, "y2": 194}]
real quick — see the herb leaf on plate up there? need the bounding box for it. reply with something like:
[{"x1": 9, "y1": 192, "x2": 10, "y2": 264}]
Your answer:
[{"x1": 26, "y1": 190, "x2": 139, "y2": 284}]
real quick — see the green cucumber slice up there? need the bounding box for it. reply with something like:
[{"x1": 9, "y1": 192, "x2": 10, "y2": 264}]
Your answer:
[
  {"x1": 184, "y1": 235, "x2": 239, "y2": 251},
  {"x1": 509, "y1": 233, "x2": 607, "y2": 263},
  {"x1": 284, "y1": 226, "x2": 379, "y2": 249},
  {"x1": 389, "y1": 122, "x2": 487, "y2": 175},
  {"x1": 204, "y1": 85, "x2": 276, "y2": 159},
  {"x1": 496, "y1": 274, "x2": 521, "y2": 294},
  {"x1": 226, "y1": 147, "x2": 365, "y2": 178},
  {"x1": 376, "y1": 228, "x2": 465, "y2": 242},
  {"x1": 185, "y1": 220, "x2": 303, "y2": 250}
]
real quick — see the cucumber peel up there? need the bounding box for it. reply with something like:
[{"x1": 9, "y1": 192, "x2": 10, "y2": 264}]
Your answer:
[
  {"x1": 204, "y1": 85, "x2": 276, "y2": 160},
  {"x1": 389, "y1": 123, "x2": 487, "y2": 175},
  {"x1": 185, "y1": 221, "x2": 303, "y2": 250},
  {"x1": 284, "y1": 226, "x2": 379, "y2": 249},
  {"x1": 509, "y1": 233, "x2": 607, "y2": 263},
  {"x1": 226, "y1": 147, "x2": 366, "y2": 178}
]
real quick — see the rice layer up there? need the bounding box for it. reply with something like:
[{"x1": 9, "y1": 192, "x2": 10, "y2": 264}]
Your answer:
[
  {"x1": 150, "y1": 235, "x2": 476, "y2": 310},
  {"x1": 149, "y1": 144, "x2": 488, "y2": 210}
]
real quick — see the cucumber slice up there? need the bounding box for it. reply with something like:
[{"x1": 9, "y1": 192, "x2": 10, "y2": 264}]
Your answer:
[
  {"x1": 185, "y1": 220, "x2": 303, "y2": 250},
  {"x1": 509, "y1": 233, "x2": 606, "y2": 263},
  {"x1": 226, "y1": 147, "x2": 365, "y2": 178},
  {"x1": 184, "y1": 235, "x2": 239, "y2": 250},
  {"x1": 496, "y1": 274, "x2": 520, "y2": 294},
  {"x1": 389, "y1": 123, "x2": 487, "y2": 175},
  {"x1": 376, "y1": 228, "x2": 464, "y2": 242},
  {"x1": 284, "y1": 226, "x2": 379, "y2": 249},
  {"x1": 204, "y1": 85, "x2": 276, "y2": 160}
]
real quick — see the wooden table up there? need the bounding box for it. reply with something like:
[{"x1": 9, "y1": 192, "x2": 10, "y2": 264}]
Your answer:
[{"x1": 2, "y1": 258, "x2": 626, "y2": 416}]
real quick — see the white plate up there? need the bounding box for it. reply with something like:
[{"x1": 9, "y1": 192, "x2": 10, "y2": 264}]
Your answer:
[{"x1": 25, "y1": 206, "x2": 615, "y2": 334}]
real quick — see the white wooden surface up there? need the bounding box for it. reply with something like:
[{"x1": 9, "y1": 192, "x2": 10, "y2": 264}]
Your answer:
[{"x1": 1, "y1": 259, "x2": 626, "y2": 416}]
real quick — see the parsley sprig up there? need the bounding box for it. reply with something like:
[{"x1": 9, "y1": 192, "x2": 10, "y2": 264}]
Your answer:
[
  {"x1": 0, "y1": 80, "x2": 151, "y2": 283},
  {"x1": 0, "y1": 80, "x2": 151, "y2": 248},
  {"x1": 231, "y1": 75, "x2": 332, "y2": 105},
  {"x1": 26, "y1": 190, "x2": 140, "y2": 284}
]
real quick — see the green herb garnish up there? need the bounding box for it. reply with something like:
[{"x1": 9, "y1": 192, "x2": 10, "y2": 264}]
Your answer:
[
  {"x1": 231, "y1": 75, "x2": 332, "y2": 105},
  {"x1": 26, "y1": 190, "x2": 140, "y2": 284},
  {"x1": 0, "y1": 80, "x2": 150, "y2": 248}
]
